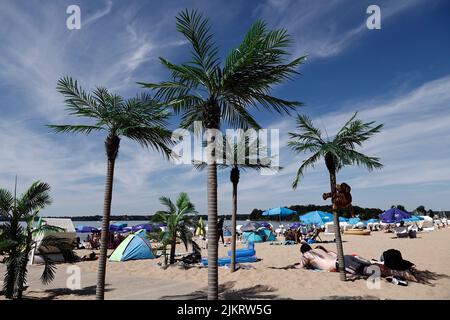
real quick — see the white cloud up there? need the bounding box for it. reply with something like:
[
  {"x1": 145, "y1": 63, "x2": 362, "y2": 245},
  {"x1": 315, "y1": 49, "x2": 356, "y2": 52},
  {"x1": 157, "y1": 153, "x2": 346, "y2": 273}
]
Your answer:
[{"x1": 253, "y1": 0, "x2": 425, "y2": 59}]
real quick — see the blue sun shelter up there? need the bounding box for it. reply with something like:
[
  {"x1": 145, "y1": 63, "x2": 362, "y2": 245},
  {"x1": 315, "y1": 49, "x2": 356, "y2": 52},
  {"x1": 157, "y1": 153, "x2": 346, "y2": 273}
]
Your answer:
[{"x1": 109, "y1": 229, "x2": 156, "y2": 262}]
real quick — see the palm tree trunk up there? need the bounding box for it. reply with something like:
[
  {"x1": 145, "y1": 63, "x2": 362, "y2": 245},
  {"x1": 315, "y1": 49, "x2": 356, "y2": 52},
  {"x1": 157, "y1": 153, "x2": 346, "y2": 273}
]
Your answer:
[
  {"x1": 96, "y1": 134, "x2": 119, "y2": 300},
  {"x1": 329, "y1": 170, "x2": 346, "y2": 281},
  {"x1": 205, "y1": 103, "x2": 220, "y2": 300},
  {"x1": 169, "y1": 236, "x2": 177, "y2": 264},
  {"x1": 230, "y1": 181, "x2": 238, "y2": 272},
  {"x1": 207, "y1": 160, "x2": 218, "y2": 299}
]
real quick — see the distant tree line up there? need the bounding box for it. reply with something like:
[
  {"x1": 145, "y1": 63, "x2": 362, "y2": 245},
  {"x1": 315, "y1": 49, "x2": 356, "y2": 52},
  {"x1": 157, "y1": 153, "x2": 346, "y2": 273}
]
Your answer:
[{"x1": 1, "y1": 205, "x2": 447, "y2": 222}]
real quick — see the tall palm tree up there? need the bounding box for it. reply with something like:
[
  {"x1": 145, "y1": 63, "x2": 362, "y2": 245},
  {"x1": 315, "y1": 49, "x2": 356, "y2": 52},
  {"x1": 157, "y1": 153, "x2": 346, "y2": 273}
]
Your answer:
[
  {"x1": 194, "y1": 134, "x2": 276, "y2": 272},
  {"x1": 152, "y1": 192, "x2": 197, "y2": 264},
  {"x1": 48, "y1": 77, "x2": 173, "y2": 300},
  {"x1": 288, "y1": 112, "x2": 383, "y2": 281},
  {"x1": 0, "y1": 181, "x2": 77, "y2": 299},
  {"x1": 140, "y1": 9, "x2": 305, "y2": 299}
]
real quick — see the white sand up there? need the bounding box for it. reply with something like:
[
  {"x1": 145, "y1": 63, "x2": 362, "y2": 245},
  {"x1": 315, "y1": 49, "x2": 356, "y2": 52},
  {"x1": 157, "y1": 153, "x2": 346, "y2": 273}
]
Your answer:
[{"x1": 1, "y1": 227, "x2": 449, "y2": 300}]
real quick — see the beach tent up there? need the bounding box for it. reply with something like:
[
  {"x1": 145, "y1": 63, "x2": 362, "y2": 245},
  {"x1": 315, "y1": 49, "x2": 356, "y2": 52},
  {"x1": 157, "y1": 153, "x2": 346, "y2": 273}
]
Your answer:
[
  {"x1": 109, "y1": 229, "x2": 156, "y2": 262},
  {"x1": 242, "y1": 227, "x2": 276, "y2": 242},
  {"x1": 379, "y1": 208, "x2": 411, "y2": 223},
  {"x1": 75, "y1": 225, "x2": 99, "y2": 233},
  {"x1": 299, "y1": 211, "x2": 333, "y2": 226},
  {"x1": 339, "y1": 216, "x2": 349, "y2": 222},
  {"x1": 262, "y1": 207, "x2": 296, "y2": 221},
  {"x1": 241, "y1": 221, "x2": 261, "y2": 232},
  {"x1": 243, "y1": 231, "x2": 264, "y2": 242},
  {"x1": 367, "y1": 219, "x2": 379, "y2": 223},
  {"x1": 419, "y1": 216, "x2": 434, "y2": 230},
  {"x1": 30, "y1": 218, "x2": 77, "y2": 265},
  {"x1": 260, "y1": 228, "x2": 276, "y2": 241}
]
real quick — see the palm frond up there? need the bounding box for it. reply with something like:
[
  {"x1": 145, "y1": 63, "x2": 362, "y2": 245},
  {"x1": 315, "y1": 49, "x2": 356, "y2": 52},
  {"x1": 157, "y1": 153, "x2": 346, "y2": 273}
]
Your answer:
[
  {"x1": 292, "y1": 151, "x2": 322, "y2": 189},
  {"x1": 0, "y1": 188, "x2": 14, "y2": 217},
  {"x1": 16, "y1": 181, "x2": 52, "y2": 215},
  {"x1": 47, "y1": 124, "x2": 104, "y2": 135},
  {"x1": 176, "y1": 9, "x2": 220, "y2": 75}
]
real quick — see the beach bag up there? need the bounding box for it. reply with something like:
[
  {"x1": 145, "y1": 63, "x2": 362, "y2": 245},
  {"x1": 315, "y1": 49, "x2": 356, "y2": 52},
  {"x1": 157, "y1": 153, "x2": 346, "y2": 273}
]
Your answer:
[{"x1": 381, "y1": 249, "x2": 414, "y2": 271}]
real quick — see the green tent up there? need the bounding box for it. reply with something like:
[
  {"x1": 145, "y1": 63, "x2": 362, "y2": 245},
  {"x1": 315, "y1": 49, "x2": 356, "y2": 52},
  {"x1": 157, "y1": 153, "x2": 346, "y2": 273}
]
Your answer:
[{"x1": 109, "y1": 229, "x2": 156, "y2": 262}]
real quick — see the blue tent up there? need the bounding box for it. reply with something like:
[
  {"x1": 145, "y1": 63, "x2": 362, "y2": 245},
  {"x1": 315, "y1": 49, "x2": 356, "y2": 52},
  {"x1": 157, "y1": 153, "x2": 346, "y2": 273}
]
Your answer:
[
  {"x1": 242, "y1": 228, "x2": 276, "y2": 242},
  {"x1": 299, "y1": 211, "x2": 333, "y2": 225},
  {"x1": 367, "y1": 219, "x2": 379, "y2": 223},
  {"x1": 109, "y1": 230, "x2": 156, "y2": 262},
  {"x1": 260, "y1": 228, "x2": 277, "y2": 241},
  {"x1": 339, "y1": 217, "x2": 349, "y2": 222},
  {"x1": 379, "y1": 208, "x2": 412, "y2": 223},
  {"x1": 75, "y1": 225, "x2": 99, "y2": 233},
  {"x1": 262, "y1": 207, "x2": 296, "y2": 221},
  {"x1": 243, "y1": 231, "x2": 264, "y2": 242}
]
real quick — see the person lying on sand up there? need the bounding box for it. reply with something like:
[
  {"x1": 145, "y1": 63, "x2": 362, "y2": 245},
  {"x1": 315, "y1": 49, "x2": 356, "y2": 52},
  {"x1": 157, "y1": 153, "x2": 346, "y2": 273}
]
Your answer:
[
  {"x1": 81, "y1": 251, "x2": 98, "y2": 261},
  {"x1": 295, "y1": 243, "x2": 338, "y2": 271},
  {"x1": 294, "y1": 244, "x2": 418, "y2": 282}
]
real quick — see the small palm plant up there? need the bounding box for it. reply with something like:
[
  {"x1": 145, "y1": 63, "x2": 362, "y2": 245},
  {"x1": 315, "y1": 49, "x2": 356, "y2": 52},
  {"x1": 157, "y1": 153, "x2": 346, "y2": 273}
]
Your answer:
[
  {"x1": 141, "y1": 9, "x2": 305, "y2": 299},
  {"x1": 0, "y1": 181, "x2": 77, "y2": 299},
  {"x1": 152, "y1": 192, "x2": 197, "y2": 265},
  {"x1": 288, "y1": 112, "x2": 383, "y2": 281},
  {"x1": 194, "y1": 134, "x2": 276, "y2": 272},
  {"x1": 48, "y1": 77, "x2": 173, "y2": 300}
]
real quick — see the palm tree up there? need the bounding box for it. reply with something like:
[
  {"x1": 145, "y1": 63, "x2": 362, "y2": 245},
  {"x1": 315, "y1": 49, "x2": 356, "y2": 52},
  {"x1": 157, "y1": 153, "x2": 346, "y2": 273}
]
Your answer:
[
  {"x1": 152, "y1": 192, "x2": 197, "y2": 264},
  {"x1": 140, "y1": 9, "x2": 305, "y2": 299},
  {"x1": 288, "y1": 112, "x2": 383, "y2": 281},
  {"x1": 194, "y1": 134, "x2": 276, "y2": 272},
  {"x1": 0, "y1": 181, "x2": 77, "y2": 299},
  {"x1": 48, "y1": 77, "x2": 173, "y2": 300}
]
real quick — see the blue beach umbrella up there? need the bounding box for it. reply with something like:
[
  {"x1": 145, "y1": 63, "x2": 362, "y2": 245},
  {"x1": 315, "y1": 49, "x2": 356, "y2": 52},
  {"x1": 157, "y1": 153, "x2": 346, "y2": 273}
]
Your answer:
[
  {"x1": 109, "y1": 222, "x2": 128, "y2": 232},
  {"x1": 132, "y1": 223, "x2": 155, "y2": 233},
  {"x1": 262, "y1": 207, "x2": 296, "y2": 221},
  {"x1": 403, "y1": 216, "x2": 423, "y2": 223},
  {"x1": 299, "y1": 211, "x2": 333, "y2": 226},
  {"x1": 379, "y1": 208, "x2": 412, "y2": 223},
  {"x1": 348, "y1": 217, "x2": 361, "y2": 225},
  {"x1": 75, "y1": 225, "x2": 99, "y2": 233}
]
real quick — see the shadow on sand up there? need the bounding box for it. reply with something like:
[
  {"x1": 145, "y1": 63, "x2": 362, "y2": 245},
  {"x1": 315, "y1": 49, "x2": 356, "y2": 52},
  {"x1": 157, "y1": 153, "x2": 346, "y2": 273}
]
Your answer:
[
  {"x1": 160, "y1": 281, "x2": 291, "y2": 300},
  {"x1": 21, "y1": 284, "x2": 114, "y2": 300},
  {"x1": 414, "y1": 269, "x2": 450, "y2": 286}
]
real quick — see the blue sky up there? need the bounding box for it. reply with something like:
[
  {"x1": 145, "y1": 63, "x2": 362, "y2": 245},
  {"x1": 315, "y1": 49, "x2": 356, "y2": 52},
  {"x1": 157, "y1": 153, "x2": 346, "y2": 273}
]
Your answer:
[{"x1": 1, "y1": 0, "x2": 449, "y2": 216}]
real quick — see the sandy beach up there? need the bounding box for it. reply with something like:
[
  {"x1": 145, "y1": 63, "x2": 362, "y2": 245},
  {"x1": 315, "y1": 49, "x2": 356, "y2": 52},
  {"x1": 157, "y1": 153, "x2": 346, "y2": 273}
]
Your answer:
[{"x1": 1, "y1": 227, "x2": 449, "y2": 300}]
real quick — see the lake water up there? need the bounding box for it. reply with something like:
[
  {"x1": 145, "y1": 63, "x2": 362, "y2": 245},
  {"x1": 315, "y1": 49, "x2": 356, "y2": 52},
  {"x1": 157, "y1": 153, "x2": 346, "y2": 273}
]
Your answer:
[{"x1": 1, "y1": 219, "x2": 291, "y2": 241}]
